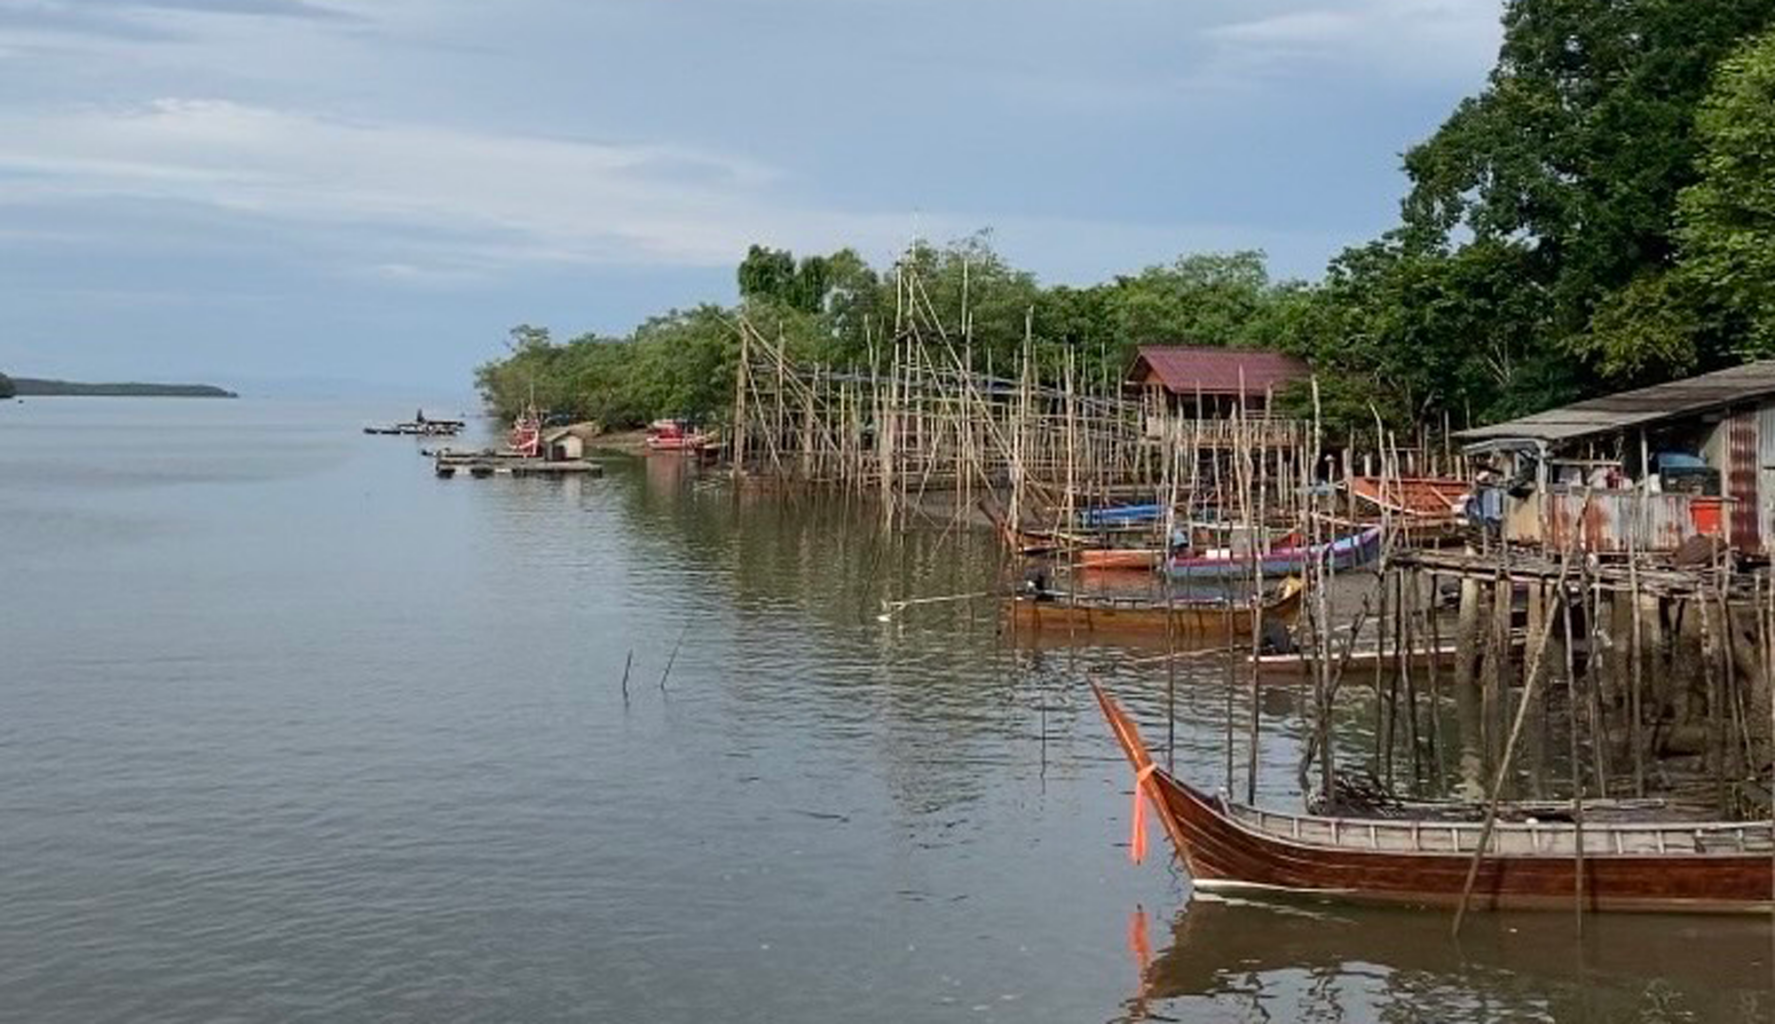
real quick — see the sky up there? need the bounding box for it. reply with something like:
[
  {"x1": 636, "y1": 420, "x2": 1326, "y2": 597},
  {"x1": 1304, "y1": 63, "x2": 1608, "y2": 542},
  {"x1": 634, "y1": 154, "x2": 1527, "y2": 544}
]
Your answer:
[{"x1": 0, "y1": 0, "x2": 1504, "y2": 395}]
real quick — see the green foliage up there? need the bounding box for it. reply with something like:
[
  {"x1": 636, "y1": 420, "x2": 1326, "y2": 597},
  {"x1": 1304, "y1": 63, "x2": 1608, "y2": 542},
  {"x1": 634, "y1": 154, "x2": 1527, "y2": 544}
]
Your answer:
[
  {"x1": 476, "y1": 235, "x2": 1315, "y2": 428},
  {"x1": 898, "y1": 231, "x2": 1043, "y2": 372},
  {"x1": 1290, "y1": 238, "x2": 1576, "y2": 430},
  {"x1": 737, "y1": 245, "x2": 835, "y2": 315},
  {"x1": 0, "y1": 372, "x2": 13, "y2": 400},
  {"x1": 1677, "y1": 28, "x2": 1775, "y2": 359},
  {"x1": 1105, "y1": 252, "x2": 1275, "y2": 349},
  {"x1": 475, "y1": 312, "x2": 740, "y2": 427},
  {"x1": 1398, "y1": 0, "x2": 1774, "y2": 382}
]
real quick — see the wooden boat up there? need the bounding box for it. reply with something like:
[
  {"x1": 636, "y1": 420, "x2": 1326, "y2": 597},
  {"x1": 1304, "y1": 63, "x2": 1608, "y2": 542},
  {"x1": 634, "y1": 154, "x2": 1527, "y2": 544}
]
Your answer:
[
  {"x1": 1079, "y1": 503, "x2": 1165, "y2": 526},
  {"x1": 1009, "y1": 577, "x2": 1303, "y2": 638},
  {"x1": 1248, "y1": 643, "x2": 1457, "y2": 680},
  {"x1": 1093, "y1": 682, "x2": 1775, "y2": 913},
  {"x1": 978, "y1": 498, "x2": 1140, "y2": 553},
  {"x1": 645, "y1": 419, "x2": 711, "y2": 452},
  {"x1": 1346, "y1": 476, "x2": 1468, "y2": 524},
  {"x1": 1166, "y1": 526, "x2": 1382, "y2": 582},
  {"x1": 1075, "y1": 548, "x2": 1164, "y2": 571}
]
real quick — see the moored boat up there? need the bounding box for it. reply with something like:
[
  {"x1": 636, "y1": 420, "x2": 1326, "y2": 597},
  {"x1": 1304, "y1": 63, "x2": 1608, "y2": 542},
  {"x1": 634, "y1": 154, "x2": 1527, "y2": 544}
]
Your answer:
[
  {"x1": 1079, "y1": 503, "x2": 1166, "y2": 527},
  {"x1": 1248, "y1": 642, "x2": 1457, "y2": 680},
  {"x1": 509, "y1": 407, "x2": 542, "y2": 457},
  {"x1": 1075, "y1": 548, "x2": 1165, "y2": 571},
  {"x1": 1093, "y1": 682, "x2": 1775, "y2": 914},
  {"x1": 1009, "y1": 577, "x2": 1304, "y2": 639},
  {"x1": 1166, "y1": 526, "x2": 1383, "y2": 581},
  {"x1": 977, "y1": 498, "x2": 1176, "y2": 563},
  {"x1": 645, "y1": 419, "x2": 712, "y2": 452}
]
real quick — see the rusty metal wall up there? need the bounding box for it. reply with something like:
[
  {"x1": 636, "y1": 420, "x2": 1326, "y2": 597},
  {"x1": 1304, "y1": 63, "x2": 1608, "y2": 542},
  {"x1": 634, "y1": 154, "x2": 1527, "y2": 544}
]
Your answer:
[
  {"x1": 1759, "y1": 401, "x2": 1775, "y2": 556},
  {"x1": 1728, "y1": 407, "x2": 1762, "y2": 554},
  {"x1": 1503, "y1": 489, "x2": 1701, "y2": 553}
]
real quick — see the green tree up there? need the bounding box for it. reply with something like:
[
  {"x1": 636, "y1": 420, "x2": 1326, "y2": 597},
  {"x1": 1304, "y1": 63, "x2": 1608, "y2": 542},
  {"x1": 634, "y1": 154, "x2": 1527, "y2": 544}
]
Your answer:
[
  {"x1": 1277, "y1": 238, "x2": 1570, "y2": 432},
  {"x1": 896, "y1": 231, "x2": 1042, "y2": 373},
  {"x1": 737, "y1": 246, "x2": 797, "y2": 305},
  {"x1": 738, "y1": 245, "x2": 837, "y2": 315},
  {"x1": 1399, "y1": 0, "x2": 1774, "y2": 379},
  {"x1": 0, "y1": 372, "x2": 13, "y2": 400},
  {"x1": 1104, "y1": 251, "x2": 1277, "y2": 351},
  {"x1": 1677, "y1": 27, "x2": 1775, "y2": 359}
]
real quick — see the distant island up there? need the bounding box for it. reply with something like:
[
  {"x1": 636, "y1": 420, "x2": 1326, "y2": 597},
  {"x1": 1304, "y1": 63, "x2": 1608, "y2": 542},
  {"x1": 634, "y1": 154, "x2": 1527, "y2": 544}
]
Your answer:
[{"x1": 0, "y1": 373, "x2": 236, "y2": 399}]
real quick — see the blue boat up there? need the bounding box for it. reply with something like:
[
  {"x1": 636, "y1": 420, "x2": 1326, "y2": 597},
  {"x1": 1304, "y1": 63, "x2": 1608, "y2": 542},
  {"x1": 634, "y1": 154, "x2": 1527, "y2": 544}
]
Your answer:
[
  {"x1": 1164, "y1": 526, "x2": 1384, "y2": 581},
  {"x1": 1077, "y1": 503, "x2": 1165, "y2": 527}
]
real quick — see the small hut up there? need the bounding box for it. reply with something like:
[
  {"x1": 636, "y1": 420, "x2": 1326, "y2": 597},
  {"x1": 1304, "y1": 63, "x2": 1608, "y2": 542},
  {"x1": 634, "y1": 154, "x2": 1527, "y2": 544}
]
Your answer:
[
  {"x1": 1456, "y1": 360, "x2": 1775, "y2": 555},
  {"x1": 542, "y1": 428, "x2": 585, "y2": 462},
  {"x1": 1124, "y1": 346, "x2": 1309, "y2": 420}
]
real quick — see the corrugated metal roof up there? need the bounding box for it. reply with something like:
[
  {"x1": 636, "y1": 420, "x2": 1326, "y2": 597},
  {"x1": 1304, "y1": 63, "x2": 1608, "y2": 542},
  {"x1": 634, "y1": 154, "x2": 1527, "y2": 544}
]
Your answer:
[
  {"x1": 1126, "y1": 346, "x2": 1309, "y2": 396},
  {"x1": 1456, "y1": 360, "x2": 1775, "y2": 445}
]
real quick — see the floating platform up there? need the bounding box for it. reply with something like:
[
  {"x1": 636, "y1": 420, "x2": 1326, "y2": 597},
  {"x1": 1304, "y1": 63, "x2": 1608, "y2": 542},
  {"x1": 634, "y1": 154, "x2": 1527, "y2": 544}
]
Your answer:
[
  {"x1": 366, "y1": 421, "x2": 463, "y2": 437},
  {"x1": 434, "y1": 456, "x2": 603, "y2": 479}
]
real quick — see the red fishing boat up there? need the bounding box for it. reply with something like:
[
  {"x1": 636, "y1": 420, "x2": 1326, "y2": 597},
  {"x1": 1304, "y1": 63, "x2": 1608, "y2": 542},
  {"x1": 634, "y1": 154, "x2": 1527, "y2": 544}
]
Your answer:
[
  {"x1": 509, "y1": 406, "x2": 541, "y2": 457},
  {"x1": 645, "y1": 419, "x2": 711, "y2": 453},
  {"x1": 1094, "y1": 682, "x2": 1775, "y2": 914}
]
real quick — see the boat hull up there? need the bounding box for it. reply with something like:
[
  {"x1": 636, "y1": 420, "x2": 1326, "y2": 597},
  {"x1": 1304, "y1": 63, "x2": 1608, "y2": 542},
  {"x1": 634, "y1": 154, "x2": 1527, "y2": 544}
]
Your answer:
[
  {"x1": 1009, "y1": 579, "x2": 1302, "y2": 638},
  {"x1": 1094, "y1": 684, "x2": 1774, "y2": 914},
  {"x1": 1075, "y1": 548, "x2": 1164, "y2": 571},
  {"x1": 1167, "y1": 527, "x2": 1382, "y2": 582},
  {"x1": 1159, "y1": 777, "x2": 1772, "y2": 913}
]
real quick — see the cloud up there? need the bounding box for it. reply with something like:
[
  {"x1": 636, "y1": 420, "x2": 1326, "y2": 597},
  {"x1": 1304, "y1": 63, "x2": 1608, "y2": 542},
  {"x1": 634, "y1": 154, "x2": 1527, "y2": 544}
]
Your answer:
[
  {"x1": 1201, "y1": 0, "x2": 1499, "y2": 84},
  {"x1": 0, "y1": 0, "x2": 354, "y2": 23},
  {"x1": 0, "y1": 98, "x2": 923, "y2": 276},
  {"x1": 0, "y1": 0, "x2": 360, "y2": 47}
]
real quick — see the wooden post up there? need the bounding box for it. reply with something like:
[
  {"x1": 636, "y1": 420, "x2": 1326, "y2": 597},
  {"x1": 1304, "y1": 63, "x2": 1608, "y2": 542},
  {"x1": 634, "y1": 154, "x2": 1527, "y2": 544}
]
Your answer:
[
  {"x1": 1562, "y1": 570, "x2": 1587, "y2": 930},
  {"x1": 1453, "y1": 543, "x2": 1579, "y2": 936},
  {"x1": 1427, "y1": 571, "x2": 1447, "y2": 795}
]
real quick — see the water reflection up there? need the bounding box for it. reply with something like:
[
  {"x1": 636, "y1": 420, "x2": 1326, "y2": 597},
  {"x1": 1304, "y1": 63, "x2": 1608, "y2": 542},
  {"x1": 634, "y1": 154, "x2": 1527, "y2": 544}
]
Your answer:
[{"x1": 1130, "y1": 896, "x2": 1775, "y2": 1023}]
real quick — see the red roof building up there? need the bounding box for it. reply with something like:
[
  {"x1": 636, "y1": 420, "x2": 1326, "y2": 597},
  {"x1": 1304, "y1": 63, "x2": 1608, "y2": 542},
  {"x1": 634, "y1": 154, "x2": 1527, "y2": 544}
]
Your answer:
[{"x1": 1125, "y1": 345, "x2": 1309, "y2": 418}]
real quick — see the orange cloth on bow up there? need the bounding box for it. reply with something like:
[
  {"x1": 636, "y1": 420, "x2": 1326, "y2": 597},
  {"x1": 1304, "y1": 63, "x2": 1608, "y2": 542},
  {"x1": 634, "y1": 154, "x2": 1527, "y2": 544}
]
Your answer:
[{"x1": 1131, "y1": 764, "x2": 1158, "y2": 864}]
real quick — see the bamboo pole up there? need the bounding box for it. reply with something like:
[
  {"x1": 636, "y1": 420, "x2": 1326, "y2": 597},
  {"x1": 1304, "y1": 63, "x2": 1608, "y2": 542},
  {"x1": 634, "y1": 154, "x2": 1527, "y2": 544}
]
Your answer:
[
  {"x1": 1243, "y1": 369, "x2": 1265, "y2": 806},
  {"x1": 1452, "y1": 541, "x2": 1580, "y2": 936},
  {"x1": 1562, "y1": 558, "x2": 1587, "y2": 930}
]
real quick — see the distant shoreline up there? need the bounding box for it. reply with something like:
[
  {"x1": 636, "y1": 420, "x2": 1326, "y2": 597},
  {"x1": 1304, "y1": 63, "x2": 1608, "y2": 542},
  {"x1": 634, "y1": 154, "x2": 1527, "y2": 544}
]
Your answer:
[{"x1": 7, "y1": 378, "x2": 238, "y2": 399}]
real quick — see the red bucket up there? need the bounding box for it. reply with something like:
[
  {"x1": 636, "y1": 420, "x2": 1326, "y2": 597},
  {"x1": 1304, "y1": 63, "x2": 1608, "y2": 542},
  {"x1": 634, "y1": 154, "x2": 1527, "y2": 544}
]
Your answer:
[{"x1": 1692, "y1": 497, "x2": 1724, "y2": 535}]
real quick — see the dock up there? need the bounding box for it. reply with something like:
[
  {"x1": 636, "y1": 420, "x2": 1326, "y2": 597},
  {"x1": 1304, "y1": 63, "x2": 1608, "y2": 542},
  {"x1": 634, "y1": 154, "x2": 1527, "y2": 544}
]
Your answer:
[{"x1": 433, "y1": 454, "x2": 603, "y2": 479}]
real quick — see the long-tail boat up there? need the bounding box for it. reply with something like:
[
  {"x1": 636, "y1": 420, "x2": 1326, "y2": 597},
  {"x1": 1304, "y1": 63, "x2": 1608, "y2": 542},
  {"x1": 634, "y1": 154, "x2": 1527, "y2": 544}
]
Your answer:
[
  {"x1": 1079, "y1": 503, "x2": 1165, "y2": 526},
  {"x1": 1246, "y1": 642, "x2": 1457, "y2": 680},
  {"x1": 1093, "y1": 682, "x2": 1775, "y2": 913},
  {"x1": 1075, "y1": 548, "x2": 1165, "y2": 571},
  {"x1": 977, "y1": 497, "x2": 1169, "y2": 558},
  {"x1": 1009, "y1": 578, "x2": 1303, "y2": 638},
  {"x1": 1346, "y1": 476, "x2": 1469, "y2": 525},
  {"x1": 1165, "y1": 525, "x2": 1383, "y2": 581}
]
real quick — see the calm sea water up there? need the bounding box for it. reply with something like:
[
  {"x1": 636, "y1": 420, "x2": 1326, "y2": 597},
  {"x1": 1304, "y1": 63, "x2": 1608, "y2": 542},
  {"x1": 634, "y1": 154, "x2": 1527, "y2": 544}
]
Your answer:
[{"x1": 1, "y1": 398, "x2": 1770, "y2": 1023}]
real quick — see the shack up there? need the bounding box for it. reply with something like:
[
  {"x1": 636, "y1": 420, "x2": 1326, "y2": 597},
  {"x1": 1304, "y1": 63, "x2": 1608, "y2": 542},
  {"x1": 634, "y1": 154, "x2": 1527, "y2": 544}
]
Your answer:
[
  {"x1": 543, "y1": 428, "x2": 585, "y2": 462},
  {"x1": 1124, "y1": 346, "x2": 1308, "y2": 419},
  {"x1": 1455, "y1": 360, "x2": 1775, "y2": 556}
]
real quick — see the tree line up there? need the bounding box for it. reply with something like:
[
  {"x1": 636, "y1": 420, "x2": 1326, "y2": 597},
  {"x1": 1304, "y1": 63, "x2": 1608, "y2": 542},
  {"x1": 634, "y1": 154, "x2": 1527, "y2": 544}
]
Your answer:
[{"x1": 477, "y1": 1, "x2": 1775, "y2": 436}]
